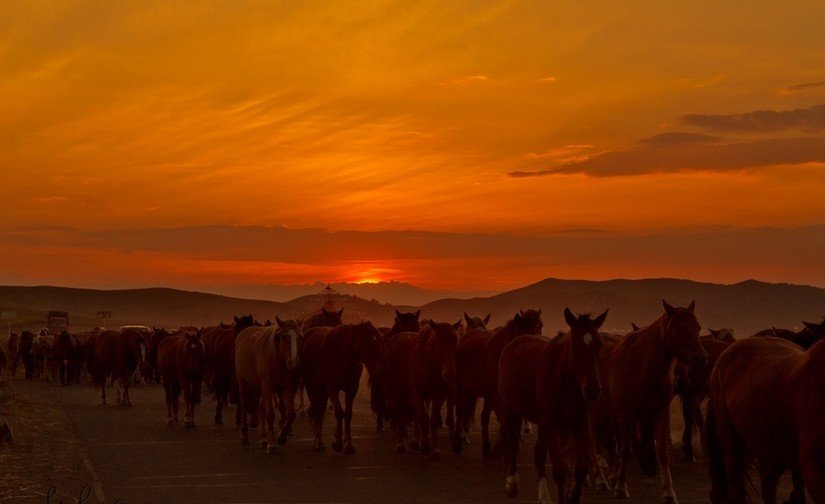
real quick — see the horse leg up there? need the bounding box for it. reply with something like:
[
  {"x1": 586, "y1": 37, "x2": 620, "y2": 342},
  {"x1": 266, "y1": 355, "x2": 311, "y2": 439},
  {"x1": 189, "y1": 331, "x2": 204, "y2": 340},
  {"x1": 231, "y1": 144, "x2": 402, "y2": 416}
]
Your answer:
[
  {"x1": 570, "y1": 426, "x2": 593, "y2": 504},
  {"x1": 415, "y1": 397, "x2": 430, "y2": 455},
  {"x1": 534, "y1": 424, "x2": 552, "y2": 504},
  {"x1": 309, "y1": 388, "x2": 327, "y2": 451},
  {"x1": 260, "y1": 387, "x2": 276, "y2": 452},
  {"x1": 614, "y1": 419, "x2": 633, "y2": 499},
  {"x1": 123, "y1": 378, "x2": 132, "y2": 407},
  {"x1": 655, "y1": 409, "x2": 677, "y2": 504},
  {"x1": 277, "y1": 387, "x2": 297, "y2": 446},
  {"x1": 329, "y1": 390, "x2": 345, "y2": 453},
  {"x1": 681, "y1": 395, "x2": 696, "y2": 462},
  {"x1": 238, "y1": 382, "x2": 249, "y2": 446},
  {"x1": 481, "y1": 399, "x2": 493, "y2": 460},
  {"x1": 172, "y1": 382, "x2": 180, "y2": 423},
  {"x1": 787, "y1": 465, "x2": 807, "y2": 504},
  {"x1": 164, "y1": 382, "x2": 174, "y2": 425},
  {"x1": 760, "y1": 464, "x2": 783, "y2": 504},
  {"x1": 343, "y1": 387, "x2": 356, "y2": 454},
  {"x1": 501, "y1": 413, "x2": 521, "y2": 498},
  {"x1": 428, "y1": 396, "x2": 445, "y2": 460},
  {"x1": 549, "y1": 429, "x2": 569, "y2": 504},
  {"x1": 391, "y1": 394, "x2": 408, "y2": 453}
]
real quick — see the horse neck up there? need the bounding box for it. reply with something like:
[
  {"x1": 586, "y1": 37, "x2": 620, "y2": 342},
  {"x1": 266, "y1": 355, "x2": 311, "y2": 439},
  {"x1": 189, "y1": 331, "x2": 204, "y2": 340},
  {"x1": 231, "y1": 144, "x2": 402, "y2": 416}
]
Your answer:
[
  {"x1": 548, "y1": 334, "x2": 576, "y2": 380},
  {"x1": 633, "y1": 317, "x2": 675, "y2": 380}
]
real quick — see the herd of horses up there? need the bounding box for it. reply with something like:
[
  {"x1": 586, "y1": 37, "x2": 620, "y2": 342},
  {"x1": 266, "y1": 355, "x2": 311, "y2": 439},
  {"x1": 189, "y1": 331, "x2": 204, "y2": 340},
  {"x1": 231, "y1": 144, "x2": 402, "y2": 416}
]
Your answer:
[{"x1": 1, "y1": 303, "x2": 824, "y2": 504}]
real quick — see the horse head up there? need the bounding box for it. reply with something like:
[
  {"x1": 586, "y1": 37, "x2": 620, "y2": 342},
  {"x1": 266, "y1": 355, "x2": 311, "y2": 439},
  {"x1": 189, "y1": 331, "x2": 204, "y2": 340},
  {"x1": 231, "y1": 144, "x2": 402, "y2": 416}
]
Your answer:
[
  {"x1": 233, "y1": 314, "x2": 256, "y2": 334},
  {"x1": 662, "y1": 300, "x2": 706, "y2": 368},
  {"x1": 183, "y1": 331, "x2": 205, "y2": 375},
  {"x1": 507, "y1": 308, "x2": 544, "y2": 338},
  {"x1": 800, "y1": 319, "x2": 825, "y2": 349},
  {"x1": 463, "y1": 312, "x2": 491, "y2": 331},
  {"x1": 274, "y1": 317, "x2": 303, "y2": 370},
  {"x1": 708, "y1": 327, "x2": 736, "y2": 344},
  {"x1": 391, "y1": 309, "x2": 421, "y2": 334},
  {"x1": 422, "y1": 320, "x2": 461, "y2": 383},
  {"x1": 350, "y1": 321, "x2": 383, "y2": 370},
  {"x1": 321, "y1": 307, "x2": 345, "y2": 326},
  {"x1": 564, "y1": 308, "x2": 608, "y2": 401}
]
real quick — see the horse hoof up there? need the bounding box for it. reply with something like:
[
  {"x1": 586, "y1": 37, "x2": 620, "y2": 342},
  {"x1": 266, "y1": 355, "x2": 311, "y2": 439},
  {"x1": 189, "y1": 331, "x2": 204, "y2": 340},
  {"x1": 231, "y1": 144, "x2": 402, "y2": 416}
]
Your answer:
[
  {"x1": 395, "y1": 443, "x2": 407, "y2": 453},
  {"x1": 451, "y1": 437, "x2": 464, "y2": 454},
  {"x1": 259, "y1": 439, "x2": 268, "y2": 448},
  {"x1": 166, "y1": 418, "x2": 174, "y2": 426},
  {"x1": 684, "y1": 453, "x2": 696, "y2": 463},
  {"x1": 277, "y1": 434, "x2": 288, "y2": 446},
  {"x1": 614, "y1": 487, "x2": 631, "y2": 499},
  {"x1": 343, "y1": 444, "x2": 356, "y2": 455},
  {"x1": 596, "y1": 481, "x2": 612, "y2": 494},
  {"x1": 661, "y1": 496, "x2": 678, "y2": 504},
  {"x1": 430, "y1": 448, "x2": 442, "y2": 461},
  {"x1": 215, "y1": 417, "x2": 223, "y2": 425},
  {"x1": 376, "y1": 425, "x2": 385, "y2": 433},
  {"x1": 504, "y1": 476, "x2": 519, "y2": 498},
  {"x1": 313, "y1": 442, "x2": 325, "y2": 452},
  {"x1": 331, "y1": 439, "x2": 343, "y2": 453},
  {"x1": 410, "y1": 440, "x2": 420, "y2": 452},
  {"x1": 266, "y1": 445, "x2": 277, "y2": 455}
]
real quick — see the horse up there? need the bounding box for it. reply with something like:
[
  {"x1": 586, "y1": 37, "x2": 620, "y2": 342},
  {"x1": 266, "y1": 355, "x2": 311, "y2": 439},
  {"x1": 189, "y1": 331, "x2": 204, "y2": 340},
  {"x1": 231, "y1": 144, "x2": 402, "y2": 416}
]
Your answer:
[
  {"x1": 499, "y1": 308, "x2": 609, "y2": 504},
  {"x1": 52, "y1": 331, "x2": 81, "y2": 386},
  {"x1": 235, "y1": 317, "x2": 303, "y2": 453},
  {"x1": 30, "y1": 332, "x2": 56, "y2": 380},
  {"x1": 302, "y1": 307, "x2": 344, "y2": 332},
  {"x1": 463, "y1": 312, "x2": 491, "y2": 332},
  {"x1": 453, "y1": 309, "x2": 544, "y2": 458},
  {"x1": 0, "y1": 332, "x2": 19, "y2": 377},
  {"x1": 752, "y1": 319, "x2": 825, "y2": 349},
  {"x1": 675, "y1": 329, "x2": 735, "y2": 462},
  {"x1": 84, "y1": 328, "x2": 147, "y2": 406},
  {"x1": 157, "y1": 330, "x2": 205, "y2": 427},
  {"x1": 707, "y1": 337, "x2": 825, "y2": 503},
  {"x1": 18, "y1": 331, "x2": 35, "y2": 379},
  {"x1": 142, "y1": 327, "x2": 171, "y2": 384},
  {"x1": 597, "y1": 300, "x2": 706, "y2": 503},
  {"x1": 383, "y1": 319, "x2": 461, "y2": 459},
  {"x1": 202, "y1": 314, "x2": 256, "y2": 425},
  {"x1": 300, "y1": 321, "x2": 383, "y2": 453}
]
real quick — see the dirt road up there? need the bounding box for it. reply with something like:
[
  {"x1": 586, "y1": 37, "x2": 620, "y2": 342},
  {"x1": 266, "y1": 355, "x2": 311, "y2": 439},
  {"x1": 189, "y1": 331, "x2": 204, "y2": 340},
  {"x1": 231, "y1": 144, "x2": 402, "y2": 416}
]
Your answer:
[{"x1": 3, "y1": 379, "x2": 734, "y2": 503}]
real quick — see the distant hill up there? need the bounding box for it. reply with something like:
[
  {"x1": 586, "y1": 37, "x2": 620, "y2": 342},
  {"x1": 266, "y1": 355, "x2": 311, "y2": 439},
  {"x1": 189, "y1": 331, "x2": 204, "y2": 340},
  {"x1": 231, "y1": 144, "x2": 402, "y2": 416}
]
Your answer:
[
  {"x1": 0, "y1": 286, "x2": 301, "y2": 331},
  {"x1": 2, "y1": 278, "x2": 824, "y2": 337},
  {"x1": 419, "y1": 278, "x2": 825, "y2": 337}
]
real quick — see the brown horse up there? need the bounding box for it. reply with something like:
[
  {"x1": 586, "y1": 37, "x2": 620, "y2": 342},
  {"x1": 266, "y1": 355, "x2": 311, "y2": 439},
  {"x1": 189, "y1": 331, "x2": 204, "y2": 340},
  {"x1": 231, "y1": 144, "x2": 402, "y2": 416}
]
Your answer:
[
  {"x1": 235, "y1": 317, "x2": 303, "y2": 452},
  {"x1": 499, "y1": 308, "x2": 608, "y2": 504},
  {"x1": 143, "y1": 327, "x2": 171, "y2": 384},
  {"x1": 157, "y1": 330, "x2": 205, "y2": 427},
  {"x1": 598, "y1": 300, "x2": 706, "y2": 503},
  {"x1": 301, "y1": 321, "x2": 383, "y2": 453},
  {"x1": 675, "y1": 330, "x2": 735, "y2": 462},
  {"x1": 707, "y1": 337, "x2": 825, "y2": 503},
  {"x1": 383, "y1": 319, "x2": 461, "y2": 459},
  {"x1": 18, "y1": 331, "x2": 35, "y2": 379},
  {"x1": 84, "y1": 328, "x2": 147, "y2": 406},
  {"x1": 202, "y1": 314, "x2": 255, "y2": 425},
  {"x1": 752, "y1": 319, "x2": 825, "y2": 349},
  {"x1": 370, "y1": 310, "x2": 422, "y2": 432},
  {"x1": 52, "y1": 331, "x2": 81, "y2": 386},
  {"x1": 302, "y1": 307, "x2": 344, "y2": 331},
  {"x1": 453, "y1": 309, "x2": 544, "y2": 458}
]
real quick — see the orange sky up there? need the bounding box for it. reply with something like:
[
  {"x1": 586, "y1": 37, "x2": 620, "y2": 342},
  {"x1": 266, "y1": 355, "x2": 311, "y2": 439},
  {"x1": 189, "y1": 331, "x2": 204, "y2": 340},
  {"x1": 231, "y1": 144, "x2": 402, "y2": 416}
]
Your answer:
[{"x1": 2, "y1": 1, "x2": 825, "y2": 292}]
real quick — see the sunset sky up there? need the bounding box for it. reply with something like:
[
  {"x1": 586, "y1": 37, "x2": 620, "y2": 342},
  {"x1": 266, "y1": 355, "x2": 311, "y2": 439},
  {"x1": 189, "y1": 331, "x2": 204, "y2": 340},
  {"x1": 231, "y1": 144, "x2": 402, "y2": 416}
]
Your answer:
[{"x1": 2, "y1": 1, "x2": 825, "y2": 295}]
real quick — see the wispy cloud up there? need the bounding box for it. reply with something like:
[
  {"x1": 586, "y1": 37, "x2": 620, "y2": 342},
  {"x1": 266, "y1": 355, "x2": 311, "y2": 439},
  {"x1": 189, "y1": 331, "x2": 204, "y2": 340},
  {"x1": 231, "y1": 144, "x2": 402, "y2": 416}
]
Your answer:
[
  {"x1": 438, "y1": 75, "x2": 490, "y2": 86},
  {"x1": 781, "y1": 81, "x2": 825, "y2": 94}
]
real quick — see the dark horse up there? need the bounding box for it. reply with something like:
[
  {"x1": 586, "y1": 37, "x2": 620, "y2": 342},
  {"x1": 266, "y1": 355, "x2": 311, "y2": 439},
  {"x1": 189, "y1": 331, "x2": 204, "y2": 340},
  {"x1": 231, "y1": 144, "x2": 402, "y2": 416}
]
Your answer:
[
  {"x1": 202, "y1": 314, "x2": 255, "y2": 425},
  {"x1": 157, "y1": 330, "x2": 205, "y2": 427},
  {"x1": 674, "y1": 329, "x2": 734, "y2": 462},
  {"x1": 235, "y1": 318, "x2": 303, "y2": 452},
  {"x1": 597, "y1": 300, "x2": 706, "y2": 503},
  {"x1": 383, "y1": 319, "x2": 461, "y2": 459},
  {"x1": 499, "y1": 308, "x2": 608, "y2": 504},
  {"x1": 371, "y1": 309, "x2": 422, "y2": 432},
  {"x1": 752, "y1": 319, "x2": 825, "y2": 349},
  {"x1": 300, "y1": 321, "x2": 383, "y2": 453},
  {"x1": 18, "y1": 331, "x2": 35, "y2": 380},
  {"x1": 453, "y1": 309, "x2": 544, "y2": 458},
  {"x1": 0, "y1": 332, "x2": 20, "y2": 377},
  {"x1": 84, "y1": 328, "x2": 148, "y2": 406},
  {"x1": 52, "y1": 331, "x2": 82, "y2": 385},
  {"x1": 302, "y1": 307, "x2": 344, "y2": 331},
  {"x1": 707, "y1": 336, "x2": 825, "y2": 503},
  {"x1": 463, "y1": 312, "x2": 491, "y2": 332}
]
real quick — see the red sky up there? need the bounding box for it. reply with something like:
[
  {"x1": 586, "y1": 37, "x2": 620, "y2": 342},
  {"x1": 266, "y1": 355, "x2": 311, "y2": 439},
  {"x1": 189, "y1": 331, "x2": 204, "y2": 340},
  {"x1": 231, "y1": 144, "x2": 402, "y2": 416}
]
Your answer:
[{"x1": 2, "y1": 1, "x2": 825, "y2": 294}]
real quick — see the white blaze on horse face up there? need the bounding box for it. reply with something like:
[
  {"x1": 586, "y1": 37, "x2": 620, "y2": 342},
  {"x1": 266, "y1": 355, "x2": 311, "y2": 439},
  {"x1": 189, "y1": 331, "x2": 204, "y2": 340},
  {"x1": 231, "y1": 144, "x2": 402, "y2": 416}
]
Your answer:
[
  {"x1": 583, "y1": 332, "x2": 593, "y2": 345},
  {"x1": 287, "y1": 329, "x2": 299, "y2": 368},
  {"x1": 140, "y1": 342, "x2": 147, "y2": 362}
]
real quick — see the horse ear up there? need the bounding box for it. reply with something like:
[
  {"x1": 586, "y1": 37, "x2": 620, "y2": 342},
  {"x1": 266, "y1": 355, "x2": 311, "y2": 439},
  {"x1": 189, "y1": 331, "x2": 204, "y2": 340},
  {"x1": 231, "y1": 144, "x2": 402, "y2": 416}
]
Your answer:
[
  {"x1": 463, "y1": 312, "x2": 471, "y2": 325},
  {"x1": 563, "y1": 308, "x2": 577, "y2": 328},
  {"x1": 276, "y1": 316, "x2": 285, "y2": 328},
  {"x1": 337, "y1": 308, "x2": 344, "y2": 317},
  {"x1": 453, "y1": 320, "x2": 462, "y2": 331},
  {"x1": 234, "y1": 316, "x2": 240, "y2": 323},
  {"x1": 803, "y1": 321, "x2": 818, "y2": 332},
  {"x1": 414, "y1": 310, "x2": 421, "y2": 320},
  {"x1": 537, "y1": 308, "x2": 542, "y2": 316},
  {"x1": 593, "y1": 309, "x2": 608, "y2": 329},
  {"x1": 631, "y1": 323, "x2": 639, "y2": 331},
  {"x1": 322, "y1": 308, "x2": 330, "y2": 316},
  {"x1": 484, "y1": 313, "x2": 491, "y2": 325},
  {"x1": 687, "y1": 300, "x2": 696, "y2": 313},
  {"x1": 709, "y1": 328, "x2": 719, "y2": 336},
  {"x1": 514, "y1": 312, "x2": 521, "y2": 322},
  {"x1": 395, "y1": 309, "x2": 402, "y2": 318},
  {"x1": 662, "y1": 300, "x2": 675, "y2": 316}
]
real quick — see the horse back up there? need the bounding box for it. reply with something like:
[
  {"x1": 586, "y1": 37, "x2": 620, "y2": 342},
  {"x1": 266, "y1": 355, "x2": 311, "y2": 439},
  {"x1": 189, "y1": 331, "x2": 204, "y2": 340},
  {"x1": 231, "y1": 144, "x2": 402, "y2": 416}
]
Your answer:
[{"x1": 455, "y1": 328, "x2": 494, "y2": 396}]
